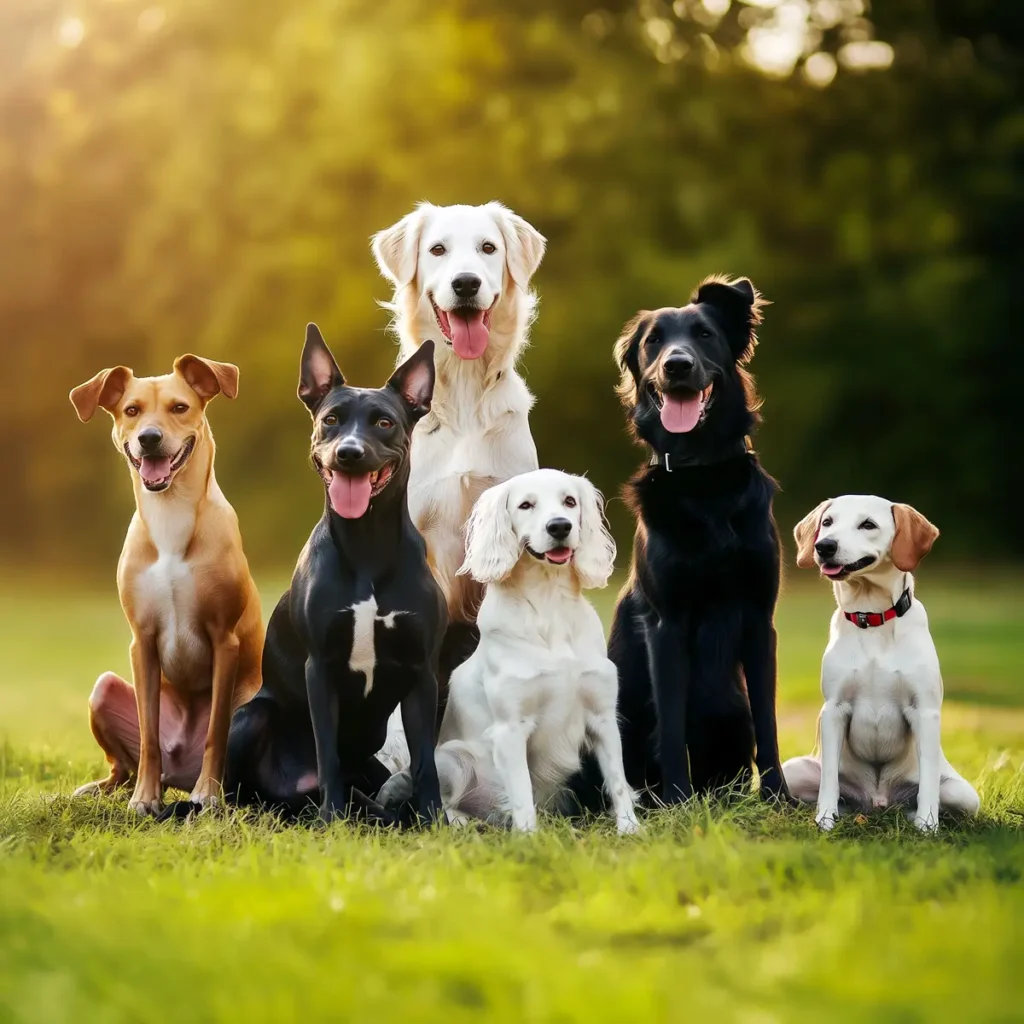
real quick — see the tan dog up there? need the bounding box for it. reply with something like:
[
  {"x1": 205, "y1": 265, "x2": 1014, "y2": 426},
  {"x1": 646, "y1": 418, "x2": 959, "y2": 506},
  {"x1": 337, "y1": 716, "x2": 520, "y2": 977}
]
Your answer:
[{"x1": 69, "y1": 356, "x2": 262, "y2": 814}]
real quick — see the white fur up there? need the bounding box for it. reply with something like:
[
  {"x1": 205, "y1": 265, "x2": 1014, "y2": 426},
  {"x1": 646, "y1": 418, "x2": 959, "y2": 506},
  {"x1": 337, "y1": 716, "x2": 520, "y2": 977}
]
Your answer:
[
  {"x1": 347, "y1": 594, "x2": 402, "y2": 697},
  {"x1": 428, "y1": 470, "x2": 636, "y2": 833},
  {"x1": 783, "y1": 494, "x2": 980, "y2": 831}
]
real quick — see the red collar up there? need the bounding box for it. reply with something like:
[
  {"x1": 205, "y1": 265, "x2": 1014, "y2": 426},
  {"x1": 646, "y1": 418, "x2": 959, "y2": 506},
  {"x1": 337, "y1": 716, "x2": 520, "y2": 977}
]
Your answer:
[{"x1": 844, "y1": 587, "x2": 912, "y2": 629}]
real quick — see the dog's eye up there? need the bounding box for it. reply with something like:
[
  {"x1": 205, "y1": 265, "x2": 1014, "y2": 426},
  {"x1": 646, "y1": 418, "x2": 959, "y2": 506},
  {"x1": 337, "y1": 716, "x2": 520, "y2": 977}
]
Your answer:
[
  {"x1": 429, "y1": 244, "x2": 446, "y2": 257},
  {"x1": 859, "y1": 519, "x2": 878, "y2": 530},
  {"x1": 481, "y1": 241, "x2": 497, "y2": 255},
  {"x1": 376, "y1": 417, "x2": 394, "y2": 430},
  {"x1": 699, "y1": 328, "x2": 713, "y2": 339},
  {"x1": 124, "y1": 406, "x2": 140, "y2": 418},
  {"x1": 172, "y1": 403, "x2": 189, "y2": 414},
  {"x1": 564, "y1": 496, "x2": 577, "y2": 509},
  {"x1": 518, "y1": 500, "x2": 534, "y2": 511},
  {"x1": 821, "y1": 517, "x2": 833, "y2": 527},
  {"x1": 322, "y1": 414, "x2": 338, "y2": 426}
]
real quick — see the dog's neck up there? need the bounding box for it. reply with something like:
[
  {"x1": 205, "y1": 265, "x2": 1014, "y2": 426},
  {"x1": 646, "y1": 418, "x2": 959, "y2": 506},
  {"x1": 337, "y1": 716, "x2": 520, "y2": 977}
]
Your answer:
[
  {"x1": 132, "y1": 430, "x2": 217, "y2": 556},
  {"x1": 325, "y1": 469, "x2": 412, "y2": 576},
  {"x1": 833, "y1": 564, "x2": 913, "y2": 614}
]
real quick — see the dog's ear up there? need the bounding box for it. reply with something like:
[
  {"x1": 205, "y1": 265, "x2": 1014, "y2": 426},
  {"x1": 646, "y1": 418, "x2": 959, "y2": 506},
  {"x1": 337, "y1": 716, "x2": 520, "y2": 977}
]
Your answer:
[
  {"x1": 371, "y1": 205, "x2": 430, "y2": 290},
  {"x1": 387, "y1": 340, "x2": 435, "y2": 421},
  {"x1": 69, "y1": 366, "x2": 133, "y2": 422},
  {"x1": 298, "y1": 323, "x2": 345, "y2": 415},
  {"x1": 694, "y1": 275, "x2": 765, "y2": 363},
  {"x1": 613, "y1": 311, "x2": 651, "y2": 407},
  {"x1": 459, "y1": 480, "x2": 521, "y2": 584},
  {"x1": 890, "y1": 503, "x2": 939, "y2": 572},
  {"x1": 174, "y1": 355, "x2": 239, "y2": 402},
  {"x1": 573, "y1": 477, "x2": 617, "y2": 590},
  {"x1": 794, "y1": 499, "x2": 832, "y2": 569},
  {"x1": 490, "y1": 203, "x2": 546, "y2": 292}
]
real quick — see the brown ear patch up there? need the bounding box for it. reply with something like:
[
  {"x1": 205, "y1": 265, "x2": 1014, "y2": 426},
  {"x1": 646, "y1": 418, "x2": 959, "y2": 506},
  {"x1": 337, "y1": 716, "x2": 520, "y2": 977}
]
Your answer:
[
  {"x1": 890, "y1": 503, "x2": 939, "y2": 572},
  {"x1": 793, "y1": 499, "x2": 831, "y2": 569},
  {"x1": 174, "y1": 355, "x2": 239, "y2": 401},
  {"x1": 613, "y1": 311, "x2": 652, "y2": 407},
  {"x1": 69, "y1": 366, "x2": 133, "y2": 422}
]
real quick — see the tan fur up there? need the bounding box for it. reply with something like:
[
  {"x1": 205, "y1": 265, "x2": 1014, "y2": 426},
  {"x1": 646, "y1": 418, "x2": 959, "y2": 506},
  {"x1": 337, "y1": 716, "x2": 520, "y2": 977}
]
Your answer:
[
  {"x1": 69, "y1": 357, "x2": 262, "y2": 813},
  {"x1": 890, "y1": 503, "x2": 940, "y2": 572},
  {"x1": 793, "y1": 499, "x2": 833, "y2": 569}
]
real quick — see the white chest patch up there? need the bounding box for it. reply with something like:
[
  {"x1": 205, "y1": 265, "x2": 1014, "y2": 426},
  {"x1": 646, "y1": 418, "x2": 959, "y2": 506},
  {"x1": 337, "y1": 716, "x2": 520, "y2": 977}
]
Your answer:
[{"x1": 348, "y1": 595, "x2": 403, "y2": 697}]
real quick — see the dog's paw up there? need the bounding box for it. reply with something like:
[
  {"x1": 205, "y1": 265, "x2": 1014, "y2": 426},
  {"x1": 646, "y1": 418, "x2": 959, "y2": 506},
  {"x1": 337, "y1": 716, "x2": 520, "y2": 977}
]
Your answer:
[
  {"x1": 377, "y1": 770, "x2": 414, "y2": 810},
  {"x1": 616, "y1": 814, "x2": 641, "y2": 835},
  {"x1": 815, "y1": 809, "x2": 838, "y2": 832},
  {"x1": 128, "y1": 791, "x2": 163, "y2": 816},
  {"x1": 188, "y1": 780, "x2": 223, "y2": 811},
  {"x1": 912, "y1": 812, "x2": 939, "y2": 833}
]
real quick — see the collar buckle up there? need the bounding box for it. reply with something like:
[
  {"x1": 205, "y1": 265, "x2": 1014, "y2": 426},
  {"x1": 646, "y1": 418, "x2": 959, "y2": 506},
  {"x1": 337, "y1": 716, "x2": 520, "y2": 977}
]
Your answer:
[{"x1": 854, "y1": 611, "x2": 870, "y2": 629}]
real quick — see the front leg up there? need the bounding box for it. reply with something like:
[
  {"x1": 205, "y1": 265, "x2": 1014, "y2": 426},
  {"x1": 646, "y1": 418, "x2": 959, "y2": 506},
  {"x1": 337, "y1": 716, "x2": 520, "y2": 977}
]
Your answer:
[
  {"x1": 586, "y1": 664, "x2": 639, "y2": 834},
  {"x1": 816, "y1": 699, "x2": 850, "y2": 831},
  {"x1": 645, "y1": 616, "x2": 692, "y2": 803},
  {"x1": 909, "y1": 707, "x2": 942, "y2": 832},
  {"x1": 401, "y1": 669, "x2": 443, "y2": 825},
  {"x1": 741, "y1": 617, "x2": 790, "y2": 802},
  {"x1": 489, "y1": 719, "x2": 537, "y2": 832},
  {"x1": 190, "y1": 632, "x2": 240, "y2": 809},
  {"x1": 304, "y1": 655, "x2": 346, "y2": 822},
  {"x1": 128, "y1": 634, "x2": 163, "y2": 815}
]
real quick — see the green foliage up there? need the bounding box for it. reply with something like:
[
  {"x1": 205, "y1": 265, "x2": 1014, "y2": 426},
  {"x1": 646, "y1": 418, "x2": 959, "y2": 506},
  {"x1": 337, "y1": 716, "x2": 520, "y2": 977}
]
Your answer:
[{"x1": 0, "y1": 0, "x2": 1018, "y2": 567}]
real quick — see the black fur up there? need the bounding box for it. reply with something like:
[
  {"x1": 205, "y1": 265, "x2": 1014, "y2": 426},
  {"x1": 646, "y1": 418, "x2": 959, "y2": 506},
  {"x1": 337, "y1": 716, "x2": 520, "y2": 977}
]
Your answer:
[
  {"x1": 608, "y1": 277, "x2": 790, "y2": 805},
  {"x1": 221, "y1": 324, "x2": 446, "y2": 825}
]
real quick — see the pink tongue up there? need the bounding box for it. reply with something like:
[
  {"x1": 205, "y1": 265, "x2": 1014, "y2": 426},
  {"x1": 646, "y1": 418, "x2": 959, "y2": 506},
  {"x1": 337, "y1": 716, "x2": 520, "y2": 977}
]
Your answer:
[
  {"x1": 139, "y1": 456, "x2": 171, "y2": 484},
  {"x1": 546, "y1": 548, "x2": 572, "y2": 564},
  {"x1": 328, "y1": 471, "x2": 372, "y2": 519},
  {"x1": 659, "y1": 394, "x2": 703, "y2": 433},
  {"x1": 449, "y1": 311, "x2": 489, "y2": 359},
  {"x1": 821, "y1": 564, "x2": 844, "y2": 577}
]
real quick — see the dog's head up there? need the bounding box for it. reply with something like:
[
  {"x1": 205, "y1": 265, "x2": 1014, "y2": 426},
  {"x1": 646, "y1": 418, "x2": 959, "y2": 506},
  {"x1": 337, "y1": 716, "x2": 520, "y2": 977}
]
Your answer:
[
  {"x1": 372, "y1": 201, "x2": 545, "y2": 361},
  {"x1": 614, "y1": 276, "x2": 764, "y2": 452},
  {"x1": 70, "y1": 356, "x2": 237, "y2": 493},
  {"x1": 794, "y1": 495, "x2": 939, "y2": 580},
  {"x1": 298, "y1": 323, "x2": 434, "y2": 519},
  {"x1": 460, "y1": 469, "x2": 615, "y2": 589}
]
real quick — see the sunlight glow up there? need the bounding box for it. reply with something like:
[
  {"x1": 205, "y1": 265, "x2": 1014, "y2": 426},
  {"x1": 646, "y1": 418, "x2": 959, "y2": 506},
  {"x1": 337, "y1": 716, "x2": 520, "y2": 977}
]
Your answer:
[
  {"x1": 803, "y1": 50, "x2": 837, "y2": 87},
  {"x1": 57, "y1": 17, "x2": 85, "y2": 49},
  {"x1": 839, "y1": 39, "x2": 895, "y2": 70}
]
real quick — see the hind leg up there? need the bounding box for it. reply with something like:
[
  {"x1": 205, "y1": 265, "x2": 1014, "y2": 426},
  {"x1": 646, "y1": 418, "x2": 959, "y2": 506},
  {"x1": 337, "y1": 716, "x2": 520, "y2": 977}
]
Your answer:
[{"x1": 782, "y1": 755, "x2": 821, "y2": 805}]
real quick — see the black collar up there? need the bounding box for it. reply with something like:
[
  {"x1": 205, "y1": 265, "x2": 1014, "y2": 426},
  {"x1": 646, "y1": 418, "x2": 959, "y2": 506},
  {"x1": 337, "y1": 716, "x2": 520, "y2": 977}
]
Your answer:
[
  {"x1": 648, "y1": 438, "x2": 750, "y2": 472},
  {"x1": 844, "y1": 587, "x2": 913, "y2": 629}
]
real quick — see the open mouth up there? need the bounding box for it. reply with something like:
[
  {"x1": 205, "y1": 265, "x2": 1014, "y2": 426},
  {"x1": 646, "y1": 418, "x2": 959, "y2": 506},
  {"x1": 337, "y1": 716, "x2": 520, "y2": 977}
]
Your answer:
[
  {"x1": 819, "y1": 555, "x2": 876, "y2": 580},
  {"x1": 124, "y1": 437, "x2": 195, "y2": 492},
  {"x1": 526, "y1": 544, "x2": 573, "y2": 565},
  {"x1": 649, "y1": 383, "x2": 714, "y2": 434},
  {"x1": 315, "y1": 457, "x2": 395, "y2": 519},
  {"x1": 429, "y1": 294, "x2": 494, "y2": 360}
]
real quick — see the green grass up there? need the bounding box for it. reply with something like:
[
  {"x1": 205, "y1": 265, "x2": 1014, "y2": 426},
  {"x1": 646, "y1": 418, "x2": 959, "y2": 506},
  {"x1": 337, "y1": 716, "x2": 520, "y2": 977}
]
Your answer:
[{"x1": 1, "y1": 571, "x2": 1023, "y2": 1023}]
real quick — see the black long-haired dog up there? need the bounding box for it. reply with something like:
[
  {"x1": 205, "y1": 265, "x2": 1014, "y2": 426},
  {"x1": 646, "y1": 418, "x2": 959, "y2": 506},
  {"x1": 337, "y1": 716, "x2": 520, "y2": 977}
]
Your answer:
[
  {"x1": 221, "y1": 325, "x2": 446, "y2": 824},
  {"x1": 608, "y1": 276, "x2": 790, "y2": 805}
]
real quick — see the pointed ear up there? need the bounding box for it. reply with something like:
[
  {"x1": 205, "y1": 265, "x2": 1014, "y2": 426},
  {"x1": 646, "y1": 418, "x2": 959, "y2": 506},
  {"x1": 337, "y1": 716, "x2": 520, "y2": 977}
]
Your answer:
[
  {"x1": 491, "y1": 203, "x2": 546, "y2": 291},
  {"x1": 573, "y1": 477, "x2": 617, "y2": 589},
  {"x1": 458, "y1": 480, "x2": 521, "y2": 584},
  {"x1": 69, "y1": 366, "x2": 132, "y2": 422},
  {"x1": 794, "y1": 500, "x2": 832, "y2": 569},
  {"x1": 613, "y1": 311, "x2": 651, "y2": 407},
  {"x1": 694, "y1": 275, "x2": 765, "y2": 363},
  {"x1": 173, "y1": 355, "x2": 239, "y2": 401},
  {"x1": 890, "y1": 504, "x2": 939, "y2": 572},
  {"x1": 298, "y1": 323, "x2": 345, "y2": 414},
  {"x1": 387, "y1": 340, "x2": 435, "y2": 420},
  {"x1": 372, "y1": 205, "x2": 430, "y2": 289}
]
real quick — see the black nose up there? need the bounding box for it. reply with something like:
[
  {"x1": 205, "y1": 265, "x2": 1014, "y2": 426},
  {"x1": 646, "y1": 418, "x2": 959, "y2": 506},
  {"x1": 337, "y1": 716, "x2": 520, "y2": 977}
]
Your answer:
[
  {"x1": 663, "y1": 352, "x2": 694, "y2": 380},
  {"x1": 546, "y1": 517, "x2": 572, "y2": 542},
  {"x1": 336, "y1": 440, "x2": 365, "y2": 464},
  {"x1": 137, "y1": 427, "x2": 163, "y2": 451},
  {"x1": 815, "y1": 538, "x2": 838, "y2": 560},
  {"x1": 451, "y1": 274, "x2": 481, "y2": 299}
]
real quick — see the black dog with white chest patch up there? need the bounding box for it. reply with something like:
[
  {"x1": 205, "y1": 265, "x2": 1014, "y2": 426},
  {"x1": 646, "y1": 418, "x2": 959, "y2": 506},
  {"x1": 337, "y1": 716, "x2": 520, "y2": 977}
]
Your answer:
[
  {"x1": 608, "y1": 276, "x2": 790, "y2": 806},
  {"x1": 222, "y1": 325, "x2": 446, "y2": 824}
]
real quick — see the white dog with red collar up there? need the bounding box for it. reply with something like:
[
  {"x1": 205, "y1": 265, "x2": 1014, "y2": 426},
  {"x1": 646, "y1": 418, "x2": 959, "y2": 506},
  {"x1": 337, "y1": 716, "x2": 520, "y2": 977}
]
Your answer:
[{"x1": 784, "y1": 494, "x2": 979, "y2": 831}]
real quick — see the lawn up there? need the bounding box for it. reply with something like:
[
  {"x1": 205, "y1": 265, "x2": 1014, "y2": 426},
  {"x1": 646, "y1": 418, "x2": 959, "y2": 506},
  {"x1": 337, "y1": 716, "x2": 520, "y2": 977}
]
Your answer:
[{"x1": 1, "y1": 570, "x2": 1022, "y2": 1023}]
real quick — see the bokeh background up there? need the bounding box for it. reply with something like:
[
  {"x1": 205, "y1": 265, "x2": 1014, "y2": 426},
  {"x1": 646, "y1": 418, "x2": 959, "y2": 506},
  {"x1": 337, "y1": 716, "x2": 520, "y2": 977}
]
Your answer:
[{"x1": 1, "y1": 0, "x2": 1019, "y2": 574}]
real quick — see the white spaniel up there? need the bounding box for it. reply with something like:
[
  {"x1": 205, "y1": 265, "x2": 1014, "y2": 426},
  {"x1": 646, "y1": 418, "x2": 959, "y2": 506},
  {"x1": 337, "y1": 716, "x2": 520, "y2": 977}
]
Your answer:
[
  {"x1": 783, "y1": 494, "x2": 980, "y2": 831},
  {"x1": 381, "y1": 469, "x2": 638, "y2": 833}
]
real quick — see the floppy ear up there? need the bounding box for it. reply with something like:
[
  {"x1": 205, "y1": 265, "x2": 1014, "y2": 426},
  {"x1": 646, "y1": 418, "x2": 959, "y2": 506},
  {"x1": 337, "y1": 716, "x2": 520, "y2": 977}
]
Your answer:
[
  {"x1": 793, "y1": 499, "x2": 832, "y2": 569},
  {"x1": 69, "y1": 366, "x2": 132, "y2": 422},
  {"x1": 890, "y1": 503, "x2": 939, "y2": 572},
  {"x1": 387, "y1": 340, "x2": 435, "y2": 420},
  {"x1": 174, "y1": 355, "x2": 239, "y2": 401},
  {"x1": 613, "y1": 311, "x2": 651, "y2": 407},
  {"x1": 694, "y1": 275, "x2": 765, "y2": 363},
  {"x1": 491, "y1": 203, "x2": 546, "y2": 291},
  {"x1": 298, "y1": 323, "x2": 345, "y2": 415},
  {"x1": 458, "y1": 481, "x2": 521, "y2": 584},
  {"x1": 573, "y1": 477, "x2": 617, "y2": 590},
  {"x1": 371, "y1": 205, "x2": 430, "y2": 290}
]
